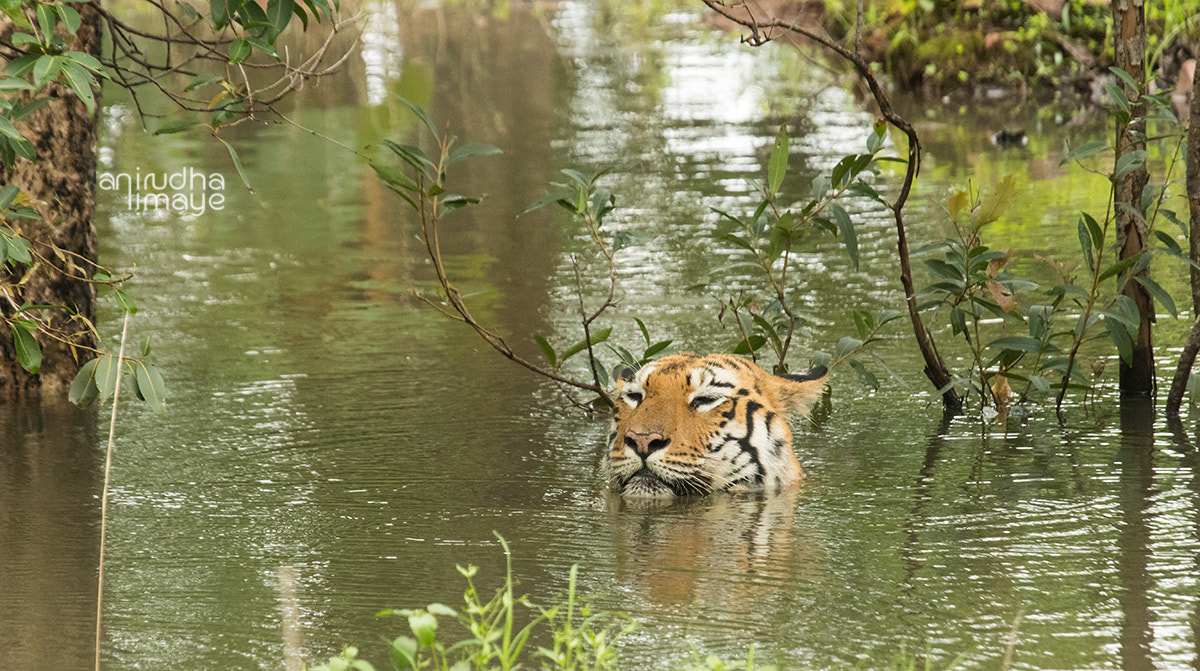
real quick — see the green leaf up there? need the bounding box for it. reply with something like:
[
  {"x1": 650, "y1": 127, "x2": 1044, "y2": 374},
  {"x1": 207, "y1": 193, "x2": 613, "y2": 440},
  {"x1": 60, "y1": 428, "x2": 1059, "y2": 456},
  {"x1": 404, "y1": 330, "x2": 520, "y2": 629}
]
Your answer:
[
  {"x1": 1110, "y1": 66, "x2": 1141, "y2": 92},
  {"x1": 1060, "y1": 140, "x2": 1109, "y2": 166},
  {"x1": 852, "y1": 309, "x2": 871, "y2": 339},
  {"x1": 113, "y1": 287, "x2": 138, "y2": 315},
  {"x1": 132, "y1": 361, "x2": 167, "y2": 411},
  {"x1": 520, "y1": 188, "x2": 574, "y2": 217},
  {"x1": 94, "y1": 354, "x2": 121, "y2": 403},
  {"x1": 848, "y1": 358, "x2": 878, "y2": 389},
  {"x1": 10, "y1": 321, "x2": 41, "y2": 373},
  {"x1": 732, "y1": 334, "x2": 766, "y2": 355},
  {"x1": 266, "y1": 0, "x2": 294, "y2": 35},
  {"x1": 533, "y1": 334, "x2": 556, "y2": 366},
  {"x1": 122, "y1": 370, "x2": 141, "y2": 401},
  {"x1": 1104, "y1": 81, "x2": 1131, "y2": 115},
  {"x1": 59, "y1": 60, "x2": 96, "y2": 113},
  {"x1": 1133, "y1": 275, "x2": 1177, "y2": 318},
  {"x1": 0, "y1": 77, "x2": 35, "y2": 92},
  {"x1": 720, "y1": 233, "x2": 756, "y2": 253},
  {"x1": 830, "y1": 203, "x2": 858, "y2": 269},
  {"x1": 407, "y1": 611, "x2": 438, "y2": 648},
  {"x1": 830, "y1": 155, "x2": 855, "y2": 190},
  {"x1": 767, "y1": 125, "x2": 789, "y2": 195},
  {"x1": 1113, "y1": 150, "x2": 1147, "y2": 182},
  {"x1": 56, "y1": 4, "x2": 81, "y2": 34},
  {"x1": 395, "y1": 97, "x2": 440, "y2": 141},
  {"x1": 35, "y1": 2, "x2": 56, "y2": 42},
  {"x1": 4, "y1": 54, "x2": 40, "y2": 78},
  {"x1": 1098, "y1": 254, "x2": 1141, "y2": 283},
  {"x1": 1077, "y1": 218, "x2": 1095, "y2": 272},
  {"x1": 32, "y1": 55, "x2": 61, "y2": 90},
  {"x1": 64, "y1": 51, "x2": 104, "y2": 75},
  {"x1": 0, "y1": 185, "x2": 18, "y2": 211},
  {"x1": 153, "y1": 120, "x2": 202, "y2": 135},
  {"x1": 1107, "y1": 318, "x2": 1134, "y2": 364},
  {"x1": 925, "y1": 258, "x2": 964, "y2": 282},
  {"x1": 68, "y1": 357, "x2": 100, "y2": 407},
  {"x1": 643, "y1": 339, "x2": 672, "y2": 359},
  {"x1": 559, "y1": 327, "x2": 612, "y2": 363},
  {"x1": 229, "y1": 37, "x2": 252, "y2": 64},
  {"x1": 214, "y1": 136, "x2": 254, "y2": 193},
  {"x1": 2, "y1": 230, "x2": 32, "y2": 264},
  {"x1": 835, "y1": 335, "x2": 862, "y2": 360},
  {"x1": 985, "y1": 335, "x2": 1042, "y2": 353},
  {"x1": 446, "y1": 143, "x2": 502, "y2": 165},
  {"x1": 975, "y1": 174, "x2": 1017, "y2": 227}
]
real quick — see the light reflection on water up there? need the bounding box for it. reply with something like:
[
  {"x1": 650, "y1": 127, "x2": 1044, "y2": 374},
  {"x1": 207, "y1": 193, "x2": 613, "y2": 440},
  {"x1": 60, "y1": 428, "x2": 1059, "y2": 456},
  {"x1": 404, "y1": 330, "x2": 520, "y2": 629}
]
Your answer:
[{"x1": 5, "y1": 0, "x2": 1200, "y2": 669}]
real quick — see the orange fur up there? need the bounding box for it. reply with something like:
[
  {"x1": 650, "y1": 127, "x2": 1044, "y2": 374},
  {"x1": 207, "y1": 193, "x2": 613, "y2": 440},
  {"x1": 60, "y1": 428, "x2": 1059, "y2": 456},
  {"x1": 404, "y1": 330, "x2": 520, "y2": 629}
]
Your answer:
[{"x1": 604, "y1": 353, "x2": 827, "y2": 498}]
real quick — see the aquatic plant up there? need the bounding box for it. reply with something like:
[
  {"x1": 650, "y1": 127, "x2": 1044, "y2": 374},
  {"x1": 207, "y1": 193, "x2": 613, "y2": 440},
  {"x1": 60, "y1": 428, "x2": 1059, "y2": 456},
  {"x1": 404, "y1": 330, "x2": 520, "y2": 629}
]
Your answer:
[{"x1": 307, "y1": 534, "x2": 634, "y2": 671}]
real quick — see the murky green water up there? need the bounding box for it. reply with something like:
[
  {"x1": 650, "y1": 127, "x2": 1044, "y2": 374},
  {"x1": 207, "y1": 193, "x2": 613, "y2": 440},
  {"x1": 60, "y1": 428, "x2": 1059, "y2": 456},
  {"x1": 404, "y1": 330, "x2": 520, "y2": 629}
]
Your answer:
[{"x1": 4, "y1": 1, "x2": 1200, "y2": 669}]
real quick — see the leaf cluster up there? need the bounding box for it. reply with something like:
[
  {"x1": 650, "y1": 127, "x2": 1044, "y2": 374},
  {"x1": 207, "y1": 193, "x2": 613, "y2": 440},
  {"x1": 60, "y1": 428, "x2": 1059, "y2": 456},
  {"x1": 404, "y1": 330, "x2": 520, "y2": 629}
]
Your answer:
[
  {"x1": 0, "y1": 0, "x2": 104, "y2": 163},
  {"x1": 309, "y1": 534, "x2": 633, "y2": 671},
  {"x1": 713, "y1": 121, "x2": 893, "y2": 379},
  {"x1": 916, "y1": 71, "x2": 1194, "y2": 412}
]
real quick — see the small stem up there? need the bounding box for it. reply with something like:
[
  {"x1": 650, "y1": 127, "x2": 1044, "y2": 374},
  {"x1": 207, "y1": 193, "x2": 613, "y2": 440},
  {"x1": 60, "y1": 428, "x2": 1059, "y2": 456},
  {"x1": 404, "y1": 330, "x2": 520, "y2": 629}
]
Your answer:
[{"x1": 95, "y1": 311, "x2": 132, "y2": 671}]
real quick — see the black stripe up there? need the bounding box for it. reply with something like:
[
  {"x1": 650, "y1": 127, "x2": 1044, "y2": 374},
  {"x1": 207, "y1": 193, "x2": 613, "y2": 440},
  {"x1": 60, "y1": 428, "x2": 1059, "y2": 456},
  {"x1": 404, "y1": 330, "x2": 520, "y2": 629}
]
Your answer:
[{"x1": 732, "y1": 400, "x2": 765, "y2": 486}]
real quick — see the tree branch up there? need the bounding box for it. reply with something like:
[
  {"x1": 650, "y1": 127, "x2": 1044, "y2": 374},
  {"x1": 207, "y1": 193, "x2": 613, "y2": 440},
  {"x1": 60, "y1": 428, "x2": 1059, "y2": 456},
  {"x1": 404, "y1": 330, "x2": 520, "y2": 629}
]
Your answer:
[{"x1": 700, "y1": 0, "x2": 961, "y2": 408}]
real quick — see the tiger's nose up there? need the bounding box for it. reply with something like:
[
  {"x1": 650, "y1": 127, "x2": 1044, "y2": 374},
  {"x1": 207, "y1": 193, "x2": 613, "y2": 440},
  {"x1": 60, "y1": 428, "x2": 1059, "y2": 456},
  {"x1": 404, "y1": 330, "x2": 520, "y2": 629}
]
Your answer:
[{"x1": 624, "y1": 431, "x2": 669, "y2": 456}]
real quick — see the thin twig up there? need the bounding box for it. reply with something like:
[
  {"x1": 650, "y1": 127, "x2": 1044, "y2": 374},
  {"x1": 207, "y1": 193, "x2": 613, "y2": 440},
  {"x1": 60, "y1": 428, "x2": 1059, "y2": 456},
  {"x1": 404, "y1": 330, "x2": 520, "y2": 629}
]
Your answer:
[
  {"x1": 95, "y1": 311, "x2": 131, "y2": 671},
  {"x1": 701, "y1": 0, "x2": 961, "y2": 408}
]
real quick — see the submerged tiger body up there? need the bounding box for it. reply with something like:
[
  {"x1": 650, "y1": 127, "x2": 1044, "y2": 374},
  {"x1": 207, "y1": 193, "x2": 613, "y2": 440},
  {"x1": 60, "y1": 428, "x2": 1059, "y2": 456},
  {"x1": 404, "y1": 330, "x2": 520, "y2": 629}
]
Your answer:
[{"x1": 604, "y1": 353, "x2": 828, "y2": 498}]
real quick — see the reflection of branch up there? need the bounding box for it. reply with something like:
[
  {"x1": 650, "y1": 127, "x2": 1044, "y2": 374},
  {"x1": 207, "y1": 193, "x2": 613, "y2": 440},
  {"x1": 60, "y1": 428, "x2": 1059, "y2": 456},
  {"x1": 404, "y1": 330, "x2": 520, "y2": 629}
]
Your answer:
[{"x1": 701, "y1": 0, "x2": 961, "y2": 409}]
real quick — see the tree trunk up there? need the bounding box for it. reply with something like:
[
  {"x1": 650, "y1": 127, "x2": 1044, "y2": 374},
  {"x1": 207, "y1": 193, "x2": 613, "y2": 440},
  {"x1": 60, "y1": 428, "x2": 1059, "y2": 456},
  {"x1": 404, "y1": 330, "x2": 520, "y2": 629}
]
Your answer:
[
  {"x1": 1112, "y1": 0, "x2": 1154, "y2": 398},
  {"x1": 1165, "y1": 54, "x2": 1200, "y2": 415},
  {"x1": 0, "y1": 5, "x2": 101, "y2": 399}
]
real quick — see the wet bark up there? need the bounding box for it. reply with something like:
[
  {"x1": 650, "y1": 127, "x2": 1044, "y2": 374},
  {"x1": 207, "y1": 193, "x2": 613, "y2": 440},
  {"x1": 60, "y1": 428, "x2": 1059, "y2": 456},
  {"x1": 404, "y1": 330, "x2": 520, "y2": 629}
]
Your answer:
[
  {"x1": 1112, "y1": 0, "x2": 1154, "y2": 398},
  {"x1": 0, "y1": 5, "x2": 101, "y2": 399},
  {"x1": 1166, "y1": 55, "x2": 1200, "y2": 415}
]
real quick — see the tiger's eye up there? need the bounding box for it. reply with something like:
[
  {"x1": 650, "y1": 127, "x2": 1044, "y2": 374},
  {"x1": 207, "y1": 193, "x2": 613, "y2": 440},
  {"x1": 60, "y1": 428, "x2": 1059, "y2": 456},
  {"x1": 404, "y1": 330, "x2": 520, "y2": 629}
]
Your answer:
[{"x1": 690, "y1": 396, "x2": 722, "y2": 410}]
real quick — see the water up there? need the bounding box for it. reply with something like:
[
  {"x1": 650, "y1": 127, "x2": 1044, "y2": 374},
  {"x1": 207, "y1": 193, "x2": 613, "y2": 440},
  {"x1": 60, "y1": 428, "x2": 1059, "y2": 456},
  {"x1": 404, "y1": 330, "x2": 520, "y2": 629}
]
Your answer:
[{"x1": 2, "y1": 0, "x2": 1198, "y2": 669}]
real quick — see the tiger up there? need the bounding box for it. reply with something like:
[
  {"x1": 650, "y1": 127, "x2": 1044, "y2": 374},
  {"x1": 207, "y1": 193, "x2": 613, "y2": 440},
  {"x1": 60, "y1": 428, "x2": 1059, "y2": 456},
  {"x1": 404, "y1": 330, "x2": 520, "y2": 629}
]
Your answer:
[{"x1": 603, "y1": 352, "x2": 828, "y2": 498}]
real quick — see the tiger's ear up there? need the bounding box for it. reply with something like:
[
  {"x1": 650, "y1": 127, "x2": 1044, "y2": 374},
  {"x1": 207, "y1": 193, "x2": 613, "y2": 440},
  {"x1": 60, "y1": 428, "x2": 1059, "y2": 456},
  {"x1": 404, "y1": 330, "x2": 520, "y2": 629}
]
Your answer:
[{"x1": 775, "y1": 365, "x2": 828, "y2": 418}]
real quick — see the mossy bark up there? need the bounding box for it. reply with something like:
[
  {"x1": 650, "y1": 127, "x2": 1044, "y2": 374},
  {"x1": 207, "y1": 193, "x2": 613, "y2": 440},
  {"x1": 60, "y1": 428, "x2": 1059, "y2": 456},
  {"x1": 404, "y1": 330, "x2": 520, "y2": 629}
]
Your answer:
[
  {"x1": 0, "y1": 5, "x2": 101, "y2": 399},
  {"x1": 1112, "y1": 0, "x2": 1154, "y2": 398}
]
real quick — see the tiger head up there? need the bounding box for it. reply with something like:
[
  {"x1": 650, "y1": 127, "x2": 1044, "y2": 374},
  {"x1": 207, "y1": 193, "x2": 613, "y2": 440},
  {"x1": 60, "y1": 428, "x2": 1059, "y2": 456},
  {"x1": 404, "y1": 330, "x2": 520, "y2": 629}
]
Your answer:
[{"x1": 603, "y1": 353, "x2": 828, "y2": 498}]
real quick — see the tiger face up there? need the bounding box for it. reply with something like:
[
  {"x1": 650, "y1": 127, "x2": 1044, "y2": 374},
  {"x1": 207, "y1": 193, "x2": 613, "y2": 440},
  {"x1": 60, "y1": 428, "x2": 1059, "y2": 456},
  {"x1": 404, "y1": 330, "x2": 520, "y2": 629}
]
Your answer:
[{"x1": 604, "y1": 353, "x2": 828, "y2": 498}]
